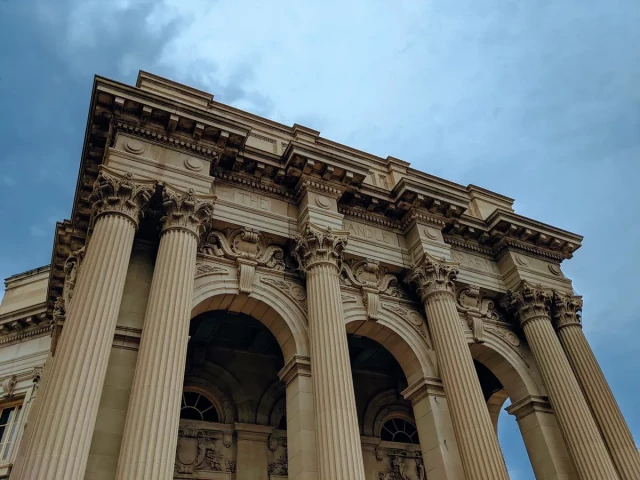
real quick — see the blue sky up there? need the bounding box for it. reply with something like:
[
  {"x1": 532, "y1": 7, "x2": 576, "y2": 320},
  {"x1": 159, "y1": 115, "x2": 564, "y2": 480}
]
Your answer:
[{"x1": 1, "y1": 1, "x2": 638, "y2": 477}]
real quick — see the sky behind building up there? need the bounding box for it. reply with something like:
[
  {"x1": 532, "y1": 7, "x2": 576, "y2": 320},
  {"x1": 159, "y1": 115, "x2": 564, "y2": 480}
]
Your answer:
[{"x1": 1, "y1": 2, "x2": 639, "y2": 478}]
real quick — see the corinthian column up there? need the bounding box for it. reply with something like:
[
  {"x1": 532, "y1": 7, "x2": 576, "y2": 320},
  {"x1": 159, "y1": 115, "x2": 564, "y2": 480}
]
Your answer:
[
  {"x1": 17, "y1": 170, "x2": 153, "y2": 480},
  {"x1": 553, "y1": 292, "x2": 640, "y2": 480},
  {"x1": 116, "y1": 188, "x2": 213, "y2": 480},
  {"x1": 406, "y1": 254, "x2": 509, "y2": 480},
  {"x1": 293, "y1": 223, "x2": 365, "y2": 480},
  {"x1": 504, "y1": 282, "x2": 619, "y2": 480}
]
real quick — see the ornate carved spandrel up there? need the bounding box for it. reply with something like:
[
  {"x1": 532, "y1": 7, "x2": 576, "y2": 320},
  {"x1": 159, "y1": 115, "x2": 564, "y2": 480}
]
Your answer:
[
  {"x1": 405, "y1": 253, "x2": 459, "y2": 302},
  {"x1": 343, "y1": 259, "x2": 405, "y2": 320},
  {"x1": 89, "y1": 169, "x2": 155, "y2": 228},
  {"x1": 502, "y1": 280, "x2": 553, "y2": 326},
  {"x1": 195, "y1": 262, "x2": 229, "y2": 278},
  {"x1": 455, "y1": 285, "x2": 501, "y2": 343},
  {"x1": 260, "y1": 277, "x2": 307, "y2": 311},
  {"x1": 160, "y1": 186, "x2": 214, "y2": 238},
  {"x1": 377, "y1": 448, "x2": 426, "y2": 480},
  {"x1": 200, "y1": 227, "x2": 285, "y2": 293},
  {"x1": 175, "y1": 424, "x2": 236, "y2": 476},
  {"x1": 292, "y1": 222, "x2": 348, "y2": 274},
  {"x1": 552, "y1": 291, "x2": 583, "y2": 330}
]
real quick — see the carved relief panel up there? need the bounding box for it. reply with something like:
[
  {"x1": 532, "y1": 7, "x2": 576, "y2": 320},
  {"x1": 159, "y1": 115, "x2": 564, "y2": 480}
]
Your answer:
[
  {"x1": 175, "y1": 423, "x2": 236, "y2": 480},
  {"x1": 377, "y1": 448, "x2": 425, "y2": 480}
]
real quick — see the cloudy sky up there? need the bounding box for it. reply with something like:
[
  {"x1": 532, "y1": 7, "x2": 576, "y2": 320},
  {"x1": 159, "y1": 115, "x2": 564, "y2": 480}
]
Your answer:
[{"x1": 1, "y1": 1, "x2": 639, "y2": 477}]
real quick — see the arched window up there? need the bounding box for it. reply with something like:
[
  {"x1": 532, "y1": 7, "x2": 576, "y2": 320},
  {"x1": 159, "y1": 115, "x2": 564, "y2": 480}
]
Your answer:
[
  {"x1": 180, "y1": 389, "x2": 220, "y2": 423},
  {"x1": 380, "y1": 417, "x2": 419, "y2": 444}
]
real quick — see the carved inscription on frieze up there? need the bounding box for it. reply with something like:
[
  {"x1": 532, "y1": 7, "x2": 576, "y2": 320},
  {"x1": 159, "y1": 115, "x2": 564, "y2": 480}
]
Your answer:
[
  {"x1": 344, "y1": 220, "x2": 399, "y2": 247},
  {"x1": 234, "y1": 191, "x2": 271, "y2": 211},
  {"x1": 451, "y1": 250, "x2": 499, "y2": 274}
]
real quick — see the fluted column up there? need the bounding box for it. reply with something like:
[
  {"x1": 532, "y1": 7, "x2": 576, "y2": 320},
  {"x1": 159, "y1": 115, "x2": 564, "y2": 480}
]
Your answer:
[
  {"x1": 504, "y1": 282, "x2": 619, "y2": 480},
  {"x1": 115, "y1": 188, "x2": 213, "y2": 480},
  {"x1": 17, "y1": 170, "x2": 152, "y2": 480},
  {"x1": 406, "y1": 254, "x2": 509, "y2": 480},
  {"x1": 293, "y1": 223, "x2": 366, "y2": 480},
  {"x1": 553, "y1": 292, "x2": 640, "y2": 480}
]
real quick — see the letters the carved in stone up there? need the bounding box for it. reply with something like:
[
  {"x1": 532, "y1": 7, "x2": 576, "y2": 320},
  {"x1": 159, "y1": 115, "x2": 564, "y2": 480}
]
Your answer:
[
  {"x1": 456, "y1": 285, "x2": 499, "y2": 343},
  {"x1": 174, "y1": 425, "x2": 236, "y2": 474},
  {"x1": 292, "y1": 222, "x2": 348, "y2": 274},
  {"x1": 160, "y1": 186, "x2": 214, "y2": 237},
  {"x1": 502, "y1": 281, "x2": 553, "y2": 326},
  {"x1": 405, "y1": 253, "x2": 459, "y2": 302},
  {"x1": 378, "y1": 449, "x2": 426, "y2": 480},
  {"x1": 89, "y1": 169, "x2": 154, "y2": 227},
  {"x1": 201, "y1": 227, "x2": 284, "y2": 293},
  {"x1": 343, "y1": 259, "x2": 405, "y2": 320},
  {"x1": 552, "y1": 291, "x2": 583, "y2": 330}
]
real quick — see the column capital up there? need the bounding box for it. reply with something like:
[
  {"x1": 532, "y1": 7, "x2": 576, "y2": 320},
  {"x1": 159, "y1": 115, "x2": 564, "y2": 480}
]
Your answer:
[
  {"x1": 502, "y1": 280, "x2": 553, "y2": 326},
  {"x1": 292, "y1": 222, "x2": 348, "y2": 273},
  {"x1": 552, "y1": 291, "x2": 583, "y2": 330},
  {"x1": 401, "y1": 376, "x2": 446, "y2": 404},
  {"x1": 278, "y1": 354, "x2": 311, "y2": 386},
  {"x1": 89, "y1": 168, "x2": 155, "y2": 227},
  {"x1": 506, "y1": 395, "x2": 553, "y2": 420},
  {"x1": 160, "y1": 186, "x2": 215, "y2": 238},
  {"x1": 404, "y1": 253, "x2": 459, "y2": 301}
]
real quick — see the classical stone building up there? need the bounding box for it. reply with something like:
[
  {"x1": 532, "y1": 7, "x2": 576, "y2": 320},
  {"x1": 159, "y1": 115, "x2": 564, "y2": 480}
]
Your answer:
[{"x1": 0, "y1": 71, "x2": 637, "y2": 480}]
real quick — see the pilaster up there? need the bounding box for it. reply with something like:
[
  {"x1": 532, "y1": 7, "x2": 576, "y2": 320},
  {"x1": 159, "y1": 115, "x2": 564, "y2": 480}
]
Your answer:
[{"x1": 235, "y1": 423, "x2": 273, "y2": 480}]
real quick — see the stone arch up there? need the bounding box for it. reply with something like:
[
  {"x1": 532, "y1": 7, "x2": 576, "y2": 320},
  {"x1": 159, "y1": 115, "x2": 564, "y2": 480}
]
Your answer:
[
  {"x1": 256, "y1": 380, "x2": 286, "y2": 426},
  {"x1": 362, "y1": 388, "x2": 413, "y2": 437},
  {"x1": 487, "y1": 388, "x2": 509, "y2": 434},
  {"x1": 181, "y1": 377, "x2": 235, "y2": 423},
  {"x1": 466, "y1": 330, "x2": 546, "y2": 401},
  {"x1": 343, "y1": 303, "x2": 436, "y2": 384},
  {"x1": 186, "y1": 361, "x2": 253, "y2": 423},
  {"x1": 192, "y1": 269, "x2": 309, "y2": 362}
]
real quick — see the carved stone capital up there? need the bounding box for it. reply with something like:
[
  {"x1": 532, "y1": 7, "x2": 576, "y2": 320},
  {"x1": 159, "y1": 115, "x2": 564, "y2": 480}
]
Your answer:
[
  {"x1": 292, "y1": 222, "x2": 348, "y2": 273},
  {"x1": 502, "y1": 281, "x2": 553, "y2": 326},
  {"x1": 552, "y1": 291, "x2": 583, "y2": 330},
  {"x1": 405, "y1": 253, "x2": 459, "y2": 302},
  {"x1": 160, "y1": 186, "x2": 214, "y2": 237},
  {"x1": 89, "y1": 169, "x2": 154, "y2": 228}
]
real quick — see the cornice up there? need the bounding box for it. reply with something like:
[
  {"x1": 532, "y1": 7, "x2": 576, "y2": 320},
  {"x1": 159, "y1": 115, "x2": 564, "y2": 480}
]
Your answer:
[
  {"x1": 0, "y1": 325, "x2": 50, "y2": 346},
  {"x1": 338, "y1": 206, "x2": 401, "y2": 230}
]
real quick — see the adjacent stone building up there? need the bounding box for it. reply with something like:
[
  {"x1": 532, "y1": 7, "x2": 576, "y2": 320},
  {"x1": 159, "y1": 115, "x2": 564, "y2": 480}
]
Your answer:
[{"x1": 0, "y1": 71, "x2": 637, "y2": 480}]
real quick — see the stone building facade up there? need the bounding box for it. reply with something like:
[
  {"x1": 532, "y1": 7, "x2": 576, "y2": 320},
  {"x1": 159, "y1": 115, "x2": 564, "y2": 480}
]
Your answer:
[{"x1": 0, "y1": 71, "x2": 637, "y2": 480}]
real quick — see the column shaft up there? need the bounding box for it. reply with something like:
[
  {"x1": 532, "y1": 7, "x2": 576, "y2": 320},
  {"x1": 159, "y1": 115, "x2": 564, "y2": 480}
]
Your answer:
[
  {"x1": 19, "y1": 214, "x2": 136, "y2": 480},
  {"x1": 423, "y1": 291, "x2": 509, "y2": 480},
  {"x1": 557, "y1": 323, "x2": 640, "y2": 479},
  {"x1": 522, "y1": 316, "x2": 619, "y2": 479},
  {"x1": 115, "y1": 229, "x2": 197, "y2": 479},
  {"x1": 306, "y1": 263, "x2": 366, "y2": 480}
]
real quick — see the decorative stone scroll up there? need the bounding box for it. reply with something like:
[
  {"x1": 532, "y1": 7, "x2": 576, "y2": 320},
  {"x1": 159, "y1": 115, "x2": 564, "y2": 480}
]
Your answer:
[
  {"x1": 195, "y1": 262, "x2": 229, "y2": 278},
  {"x1": 260, "y1": 277, "x2": 307, "y2": 311},
  {"x1": 201, "y1": 227, "x2": 285, "y2": 293},
  {"x1": 292, "y1": 222, "x2": 348, "y2": 274},
  {"x1": 455, "y1": 285, "x2": 499, "y2": 343},
  {"x1": 405, "y1": 253, "x2": 459, "y2": 301},
  {"x1": 161, "y1": 186, "x2": 214, "y2": 237},
  {"x1": 174, "y1": 425, "x2": 236, "y2": 475},
  {"x1": 50, "y1": 296, "x2": 66, "y2": 356},
  {"x1": 89, "y1": 169, "x2": 154, "y2": 227},
  {"x1": 1, "y1": 375, "x2": 17, "y2": 398},
  {"x1": 378, "y1": 449, "x2": 426, "y2": 480},
  {"x1": 552, "y1": 291, "x2": 583, "y2": 330},
  {"x1": 342, "y1": 259, "x2": 405, "y2": 320},
  {"x1": 63, "y1": 246, "x2": 85, "y2": 306}
]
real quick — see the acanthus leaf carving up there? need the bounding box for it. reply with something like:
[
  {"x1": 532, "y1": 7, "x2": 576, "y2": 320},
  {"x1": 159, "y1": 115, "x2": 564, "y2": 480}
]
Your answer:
[
  {"x1": 405, "y1": 253, "x2": 459, "y2": 301},
  {"x1": 552, "y1": 291, "x2": 583, "y2": 330},
  {"x1": 502, "y1": 281, "x2": 553, "y2": 326},
  {"x1": 195, "y1": 262, "x2": 229, "y2": 277},
  {"x1": 175, "y1": 426, "x2": 235, "y2": 474},
  {"x1": 160, "y1": 186, "x2": 214, "y2": 237},
  {"x1": 89, "y1": 169, "x2": 155, "y2": 228},
  {"x1": 267, "y1": 447, "x2": 288, "y2": 476},
  {"x1": 378, "y1": 449, "x2": 426, "y2": 480},
  {"x1": 200, "y1": 227, "x2": 285, "y2": 293},
  {"x1": 292, "y1": 222, "x2": 348, "y2": 275}
]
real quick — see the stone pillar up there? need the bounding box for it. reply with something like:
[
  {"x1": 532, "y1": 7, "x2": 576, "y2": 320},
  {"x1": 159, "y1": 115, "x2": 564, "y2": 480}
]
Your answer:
[
  {"x1": 292, "y1": 223, "x2": 366, "y2": 480},
  {"x1": 504, "y1": 282, "x2": 619, "y2": 480},
  {"x1": 402, "y1": 377, "x2": 464, "y2": 480},
  {"x1": 553, "y1": 292, "x2": 640, "y2": 480},
  {"x1": 279, "y1": 355, "x2": 318, "y2": 480},
  {"x1": 506, "y1": 395, "x2": 577, "y2": 480},
  {"x1": 115, "y1": 187, "x2": 213, "y2": 480},
  {"x1": 406, "y1": 254, "x2": 509, "y2": 480},
  {"x1": 16, "y1": 170, "x2": 152, "y2": 480},
  {"x1": 235, "y1": 423, "x2": 272, "y2": 480}
]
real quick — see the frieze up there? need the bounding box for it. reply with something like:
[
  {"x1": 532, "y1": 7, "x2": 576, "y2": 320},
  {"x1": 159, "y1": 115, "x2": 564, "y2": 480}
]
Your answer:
[
  {"x1": 450, "y1": 250, "x2": 499, "y2": 274},
  {"x1": 344, "y1": 219, "x2": 400, "y2": 247}
]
